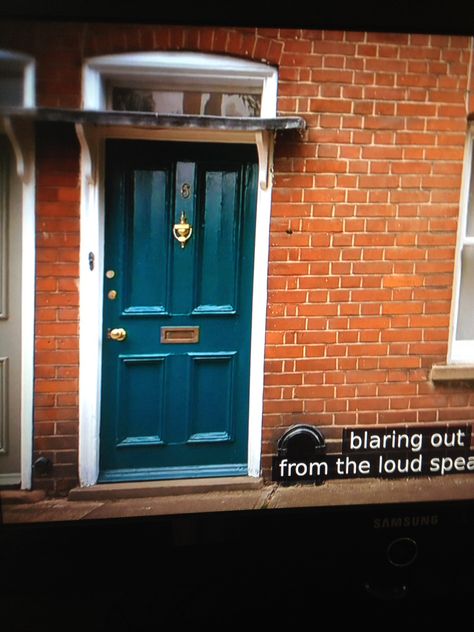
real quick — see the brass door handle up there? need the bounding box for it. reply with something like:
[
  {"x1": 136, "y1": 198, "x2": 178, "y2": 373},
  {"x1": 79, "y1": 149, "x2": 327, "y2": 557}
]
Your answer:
[{"x1": 107, "y1": 327, "x2": 127, "y2": 341}]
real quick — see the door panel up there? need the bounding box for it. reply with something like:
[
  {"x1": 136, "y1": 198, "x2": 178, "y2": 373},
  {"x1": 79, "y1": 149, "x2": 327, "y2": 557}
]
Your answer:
[
  {"x1": 125, "y1": 169, "x2": 170, "y2": 315},
  {"x1": 187, "y1": 352, "x2": 236, "y2": 443},
  {"x1": 99, "y1": 140, "x2": 257, "y2": 482},
  {"x1": 0, "y1": 136, "x2": 22, "y2": 486},
  {"x1": 116, "y1": 354, "x2": 167, "y2": 447},
  {"x1": 195, "y1": 170, "x2": 240, "y2": 312}
]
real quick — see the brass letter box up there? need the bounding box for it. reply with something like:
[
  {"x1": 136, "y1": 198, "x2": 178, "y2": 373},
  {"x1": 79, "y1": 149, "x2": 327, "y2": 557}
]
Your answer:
[{"x1": 160, "y1": 326, "x2": 200, "y2": 344}]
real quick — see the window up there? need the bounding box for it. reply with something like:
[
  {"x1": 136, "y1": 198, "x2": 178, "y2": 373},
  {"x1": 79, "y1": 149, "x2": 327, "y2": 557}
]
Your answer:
[
  {"x1": 0, "y1": 50, "x2": 35, "y2": 107},
  {"x1": 110, "y1": 84, "x2": 261, "y2": 117},
  {"x1": 449, "y1": 123, "x2": 474, "y2": 364},
  {"x1": 83, "y1": 52, "x2": 277, "y2": 118}
]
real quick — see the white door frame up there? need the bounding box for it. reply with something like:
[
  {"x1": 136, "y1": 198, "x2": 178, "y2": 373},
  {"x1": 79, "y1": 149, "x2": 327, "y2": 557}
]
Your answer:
[
  {"x1": 78, "y1": 52, "x2": 277, "y2": 486},
  {"x1": 0, "y1": 49, "x2": 36, "y2": 489},
  {"x1": 77, "y1": 126, "x2": 273, "y2": 486},
  {"x1": 1, "y1": 118, "x2": 35, "y2": 489}
]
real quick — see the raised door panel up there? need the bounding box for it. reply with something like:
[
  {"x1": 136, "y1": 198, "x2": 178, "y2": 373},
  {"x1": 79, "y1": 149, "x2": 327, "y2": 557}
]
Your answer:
[
  {"x1": 187, "y1": 352, "x2": 236, "y2": 444},
  {"x1": 115, "y1": 355, "x2": 168, "y2": 447},
  {"x1": 194, "y1": 169, "x2": 241, "y2": 314},
  {"x1": 123, "y1": 169, "x2": 171, "y2": 316}
]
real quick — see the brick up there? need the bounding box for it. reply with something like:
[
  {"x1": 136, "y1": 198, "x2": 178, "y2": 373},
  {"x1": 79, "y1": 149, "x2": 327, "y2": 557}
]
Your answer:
[
  {"x1": 36, "y1": 379, "x2": 78, "y2": 393},
  {"x1": 359, "y1": 175, "x2": 400, "y2": 189},
  {"x1": 305, "y1": 159, "x2": 347, "y2": 173},
  {"x1": 383, "y1": 275, "x2": 424, "y2": 288},
  {"x1": 309, "y1": 98, "x2": 352, "y2": 113},
  {"x1": 35, "y1": 435, "x2": 77, "y2": 451},
  {"x1": 312, "y1": 69, "x2": 353, "y2": 83},
  {"x1": 9, "y1": 20, "x2": 474, "y2": 493}
]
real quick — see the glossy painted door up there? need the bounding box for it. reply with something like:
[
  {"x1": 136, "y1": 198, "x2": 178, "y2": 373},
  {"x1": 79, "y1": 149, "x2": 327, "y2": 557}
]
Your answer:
[
  {"x1": 0, "y1": 136, "x2": 22, "y2": 486},
  {"x1": 99, "y1": 140, "x2": 257, "y2": 481}
]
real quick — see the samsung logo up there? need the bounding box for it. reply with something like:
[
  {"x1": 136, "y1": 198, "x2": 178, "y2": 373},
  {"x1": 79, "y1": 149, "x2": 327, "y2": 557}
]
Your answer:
[{"x1": 373, "y1": 514, "x2": 439, "y2": 529}]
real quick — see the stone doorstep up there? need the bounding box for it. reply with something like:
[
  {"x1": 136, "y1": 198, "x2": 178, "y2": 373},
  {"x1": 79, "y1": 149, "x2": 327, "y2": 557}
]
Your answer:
[
  {"x1": 68, "y1": 476, "x2": 265, "y2": 502},
  {"x1": 0, "y1": 489, "x2": 47, "y2": 505}
]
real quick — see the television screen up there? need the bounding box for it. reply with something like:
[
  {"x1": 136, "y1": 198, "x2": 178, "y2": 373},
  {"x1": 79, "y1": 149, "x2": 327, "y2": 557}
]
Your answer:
[{"x1": 1, "y1": 4, "x2": 473, "y2": 626}]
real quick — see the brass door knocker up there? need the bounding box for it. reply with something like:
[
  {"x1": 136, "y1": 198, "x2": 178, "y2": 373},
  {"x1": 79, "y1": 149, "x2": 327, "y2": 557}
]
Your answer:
[{"x1": 173, "y1": 211, "x2": 193, "y2": 248}]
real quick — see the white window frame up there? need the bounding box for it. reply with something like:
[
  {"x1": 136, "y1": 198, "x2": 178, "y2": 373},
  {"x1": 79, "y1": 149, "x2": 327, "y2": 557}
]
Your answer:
[
  {"x1": 83, "y1": 51, "x2": 277, "y2": 117},
  {"x1": 0, "y1": 49, "x2": 35, "y2": 107},
  {"x1": 449, "y1": 122, "x2": 474, "y2": 364},
  {"x1": 78, "y1": 52, "x2": 277, "y2": 486}
]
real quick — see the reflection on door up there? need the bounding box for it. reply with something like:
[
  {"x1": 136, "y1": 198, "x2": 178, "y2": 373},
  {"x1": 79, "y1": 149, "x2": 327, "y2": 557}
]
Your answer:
[{"x1": 99, "y1": 140, "x2": 257, "y2": 481}]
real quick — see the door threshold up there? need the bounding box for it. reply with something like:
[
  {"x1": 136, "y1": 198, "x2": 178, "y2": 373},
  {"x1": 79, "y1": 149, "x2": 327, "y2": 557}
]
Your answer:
[{"x1": 69, "y1": 476, "x2": 264, "y2": 502}]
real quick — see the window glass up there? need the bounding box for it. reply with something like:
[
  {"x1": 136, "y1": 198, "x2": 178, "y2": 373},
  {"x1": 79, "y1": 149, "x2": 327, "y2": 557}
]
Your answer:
[
  {"x1": 451, "y1": 133, "x2": 474, "y2": 360},
  {"x1": 466, "y1": 152, "x2": 474, "y2": 237},
  {"x1": 110, "y1": 86, "x2": 261, "y2": 117},
  {"x1": 0, "y1": 65, "x2": 23, "y2": 107},
  {"x1": 456, "y1": 244, "x2": 474, "y2": 340}
]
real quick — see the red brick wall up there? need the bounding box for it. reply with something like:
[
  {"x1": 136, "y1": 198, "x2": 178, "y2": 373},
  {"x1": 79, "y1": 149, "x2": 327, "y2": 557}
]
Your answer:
[
  {"x1": 1, "y1": 21, "x2": 473, "y2": 492},
  {"x1": 34, "y1": 123, "x2": 80, "y2": 495},
  {"x1": 263, "y1": 30, "x2": 474, "y2": 475}
]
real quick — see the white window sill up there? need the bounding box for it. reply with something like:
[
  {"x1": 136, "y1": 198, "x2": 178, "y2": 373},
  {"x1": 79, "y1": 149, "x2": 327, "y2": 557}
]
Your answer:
[{"x1": 430, "y1": 364, "x2": 474, "y2": 382}]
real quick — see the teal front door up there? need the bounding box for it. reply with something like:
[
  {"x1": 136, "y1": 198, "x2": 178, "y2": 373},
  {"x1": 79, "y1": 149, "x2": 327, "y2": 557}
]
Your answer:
[{"x1": 99, "y1": 140, "x2": 258, "y2": 482}]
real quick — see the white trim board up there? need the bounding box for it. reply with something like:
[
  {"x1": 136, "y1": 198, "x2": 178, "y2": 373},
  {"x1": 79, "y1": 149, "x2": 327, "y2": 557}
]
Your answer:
[
  {"x1": 78, "y1": 52, "x2": 277, "y2": 486},
  {"x1": 83, "y1": 52, "x2": 278, "y2": 117},
  {"x1": 77, "y1": 126, "x2": 273, "y2": 486},
  {"x1": 1, "y1": 118, "x2": 35, "y2": 490},
  {"x1": 0, "y1": 50, "x2": 36, "y2": 489},
  {"x1": 448, "y1": 123, "x2": 474, "y2": 365}
]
